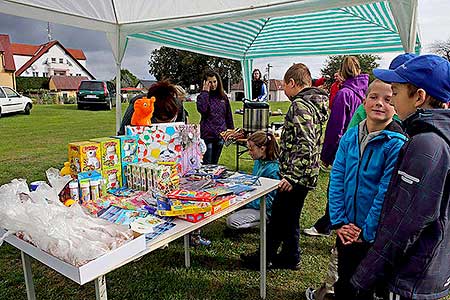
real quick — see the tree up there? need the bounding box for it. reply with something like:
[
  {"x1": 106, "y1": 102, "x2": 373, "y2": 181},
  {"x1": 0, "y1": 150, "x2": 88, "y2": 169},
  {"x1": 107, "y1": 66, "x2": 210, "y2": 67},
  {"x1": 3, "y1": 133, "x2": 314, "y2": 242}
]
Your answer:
[
  {"x1": 112, "y1": 69, "x2": 139, "y2": 88},
  {"x1": 320, "y1": 54, "x2": 381, "y2": 82},
  {"x1": 148, "y1": 47, "x2": 241, "y2": 92},
  {"x1": 430, "y1": 38, "x2": 450, "y2": 61}
]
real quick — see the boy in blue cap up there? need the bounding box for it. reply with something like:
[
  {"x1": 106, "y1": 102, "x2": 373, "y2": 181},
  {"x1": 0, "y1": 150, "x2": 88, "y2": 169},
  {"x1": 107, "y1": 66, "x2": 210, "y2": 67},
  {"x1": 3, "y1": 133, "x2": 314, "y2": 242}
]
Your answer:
[{"x1": 351, "y1": 54, "x2": 450, "y2": 300}]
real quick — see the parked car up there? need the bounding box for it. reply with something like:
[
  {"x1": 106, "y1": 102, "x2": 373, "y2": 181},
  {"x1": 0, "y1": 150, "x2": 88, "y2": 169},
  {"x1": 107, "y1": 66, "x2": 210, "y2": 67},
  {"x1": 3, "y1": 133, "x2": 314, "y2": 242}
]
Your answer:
[
  {"x1": 77, "y1": 80, "x2": 116, "y2": 110},
  {"x1": 0, "y1": 86, "x2": 33, "y2": 118}
]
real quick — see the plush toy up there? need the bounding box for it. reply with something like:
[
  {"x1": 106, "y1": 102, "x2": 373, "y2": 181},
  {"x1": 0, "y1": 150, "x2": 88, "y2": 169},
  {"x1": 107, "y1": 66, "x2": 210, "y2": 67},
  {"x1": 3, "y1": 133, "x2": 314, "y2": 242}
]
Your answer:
[{"x1": 131, "y1": 96, "x2": 156, "y2": 126}]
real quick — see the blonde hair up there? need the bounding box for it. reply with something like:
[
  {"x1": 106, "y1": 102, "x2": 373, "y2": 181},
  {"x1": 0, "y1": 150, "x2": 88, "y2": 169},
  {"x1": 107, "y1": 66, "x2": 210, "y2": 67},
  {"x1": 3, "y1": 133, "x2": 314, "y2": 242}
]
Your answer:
[
  {"x1": 247, "y1": 131, "x2": 279, "y2": 161},
  {"x1": 283, "y1": 63, "x2": 312, "y2": 88},
  {"x1": 340, "y1": 56, "x2": 361, "y2": 80}
]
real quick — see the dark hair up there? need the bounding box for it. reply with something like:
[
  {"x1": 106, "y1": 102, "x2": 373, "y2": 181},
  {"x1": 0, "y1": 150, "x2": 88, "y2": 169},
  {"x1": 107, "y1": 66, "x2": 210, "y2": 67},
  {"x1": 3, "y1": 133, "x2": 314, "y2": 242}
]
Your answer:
[
  {"x1": 406, "y1": 83, "x2": 446, "y2": 109},
  {"x1": 253, "y1": 69, "x2": 262, "y2": 79},
  {"x1": 247, "y1": 131, "x2": 279, "y2": 161},
  {"x1": 283, "y1": 63, "x2": 312, "y2": 88},
  {"x1": 147, "y1": 81, "x2": 178, "y2": 122},
  {"x1": 203, "y1": 70, "x2": 226, "y2": 99}
]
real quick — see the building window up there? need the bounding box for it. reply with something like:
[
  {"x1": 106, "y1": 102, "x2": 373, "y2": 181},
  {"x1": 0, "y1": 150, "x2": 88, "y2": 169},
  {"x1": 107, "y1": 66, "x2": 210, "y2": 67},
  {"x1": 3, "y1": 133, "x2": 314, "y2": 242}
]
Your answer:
[
  {"x1": 59, "y1": 58, "x2": 64, "y2": 63},
  {"x1": 51, "y1": 57, "x2": 56, "y2": 63},
  {"x1": 43, "y1": 72, "x2": 49, "y2": 77},
  {"x1": 76, "y1": 74, "x2": 81, "y2": 76},
  {"x1": 32, "y1": 72, "x2": 39, "y2": 77}
]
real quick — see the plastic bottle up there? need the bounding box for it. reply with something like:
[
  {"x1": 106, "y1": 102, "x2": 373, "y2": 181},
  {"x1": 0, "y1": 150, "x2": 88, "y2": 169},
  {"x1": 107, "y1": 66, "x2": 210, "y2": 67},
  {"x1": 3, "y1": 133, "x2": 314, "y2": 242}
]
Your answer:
[
  {"x1": 80, "y1": 181, "x2": 90, "y2": 203},
  {"x1": 69, "y1": 181, "x2": 79, "y2": 202},
  {"x1": 90, "y1": 180, "x2": 100, "y2": 201}
]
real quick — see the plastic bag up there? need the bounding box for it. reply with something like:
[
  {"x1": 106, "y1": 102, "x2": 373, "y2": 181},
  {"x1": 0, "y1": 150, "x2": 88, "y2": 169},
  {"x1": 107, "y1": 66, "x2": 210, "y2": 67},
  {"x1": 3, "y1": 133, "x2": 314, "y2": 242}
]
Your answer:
[{"x1": 0, "y1": 170, "x2": 134, "y2": 266}]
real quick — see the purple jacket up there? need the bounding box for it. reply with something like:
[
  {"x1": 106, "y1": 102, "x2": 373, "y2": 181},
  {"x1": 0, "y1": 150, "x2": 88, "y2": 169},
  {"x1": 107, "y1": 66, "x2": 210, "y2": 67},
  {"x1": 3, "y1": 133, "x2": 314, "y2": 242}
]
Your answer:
[
  {"x1": 321, "y1": 74, "x2": 368, "y2": 166},
  {"x1": 351, "y1": 109, "x2": 450, "y2": 299},
  {"x1": 196, "y1": 91, "x2": 234, "y2": 141}
]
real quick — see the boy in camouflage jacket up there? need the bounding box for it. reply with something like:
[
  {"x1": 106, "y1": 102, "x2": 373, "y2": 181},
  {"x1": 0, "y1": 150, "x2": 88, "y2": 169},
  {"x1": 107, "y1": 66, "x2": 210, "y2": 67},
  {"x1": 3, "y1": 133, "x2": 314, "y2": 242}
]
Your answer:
[{"x1": 242, "y1": 63, "x2": 328, "y2": 269}]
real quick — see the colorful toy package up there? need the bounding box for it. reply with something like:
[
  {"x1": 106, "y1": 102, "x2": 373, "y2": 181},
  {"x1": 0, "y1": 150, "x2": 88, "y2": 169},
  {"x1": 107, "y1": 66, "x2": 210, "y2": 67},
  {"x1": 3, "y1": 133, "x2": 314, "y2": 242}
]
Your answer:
[
  {"x1": 90, "y1": 137, "x2": 122, "y2": 169},
  {"x1": 68, "y1": 141, "x2": 102, "y2": 175},
  {"x1": 167, "y1": 189, "x2": 215, "y2": 202},
  {"x1": 112, "y1": 135, "x2": 138, "y2": 187},
  {"x1": 102, "y1": 167, "x2": 122, "y2": 190},
  {"x1": 125, "y1": 123, "x2": 203, "y2": 175}
]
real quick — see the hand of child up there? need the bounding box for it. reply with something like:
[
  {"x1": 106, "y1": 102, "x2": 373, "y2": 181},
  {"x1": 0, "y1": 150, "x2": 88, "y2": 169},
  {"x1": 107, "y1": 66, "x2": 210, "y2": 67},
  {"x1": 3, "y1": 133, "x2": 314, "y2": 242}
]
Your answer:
[
  {"x1": 336, "y1": 224, "x2": 361, "y2": 245},
  {"x1": 278, "y1": 178, "x2": 293, "y2": 192},
  {"x1": 202, "y1": 80, "x2": 210, "y2": 92}
]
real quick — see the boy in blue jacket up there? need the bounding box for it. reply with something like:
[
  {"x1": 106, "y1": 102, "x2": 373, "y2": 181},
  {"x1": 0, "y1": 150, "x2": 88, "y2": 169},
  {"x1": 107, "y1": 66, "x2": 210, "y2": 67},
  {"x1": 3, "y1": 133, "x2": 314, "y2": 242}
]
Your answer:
[
  {"x1": 328, "y1": 79, "x2": 407, "y2": 300},
  {"x1": 351, "y1": 55, "x2": 450, "y2": 300}
]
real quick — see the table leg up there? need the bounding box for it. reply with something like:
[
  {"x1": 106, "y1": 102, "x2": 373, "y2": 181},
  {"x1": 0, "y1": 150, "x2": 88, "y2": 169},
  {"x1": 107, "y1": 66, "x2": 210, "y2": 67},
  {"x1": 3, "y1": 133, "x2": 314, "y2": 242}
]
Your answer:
[
  {"x1": 260, "y1": 195, "x2": 267, "y2": 299},
  {"x1": 21, "y1": 251, "x2": 36, "y2": 300},
  {"x1": 95, "y1": 275, "x2": 108, "y2": 300},
  {"x1": 236, "y1": 143, "x2": 240, "y2": 171},
  {"x1": 184, "y1": 234, "x2": 191, "y2": 268}
]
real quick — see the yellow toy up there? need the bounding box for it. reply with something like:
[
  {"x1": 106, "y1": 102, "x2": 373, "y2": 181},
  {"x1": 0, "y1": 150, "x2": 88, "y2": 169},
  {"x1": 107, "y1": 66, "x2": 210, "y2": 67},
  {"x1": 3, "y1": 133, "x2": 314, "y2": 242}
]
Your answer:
[{"x1": 60, "y1": 162, "x2": 71, "y2": 176}]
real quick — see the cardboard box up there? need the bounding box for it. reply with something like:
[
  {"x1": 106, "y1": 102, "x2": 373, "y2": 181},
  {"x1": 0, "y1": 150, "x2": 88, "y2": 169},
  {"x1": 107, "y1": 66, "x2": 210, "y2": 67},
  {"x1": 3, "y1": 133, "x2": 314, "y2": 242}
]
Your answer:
[
  {"x1": 178, "y1": 212, "x2": 211, "y2": 223},
  {"x1": 68, "y1": 142, "x2": 101, "y2": 175},
  {"x1": 102, "y1": 167, "x2": 122, "y2": 190},
  {"x1": 90, "y1": 137, "x2": 122, "y2": 169},
  {"x1": 2, "y1": 230, "x2": 146, "y2": 285},
  {"x1": 112, "y1": 135, "x2": 138, "y2": 165}
]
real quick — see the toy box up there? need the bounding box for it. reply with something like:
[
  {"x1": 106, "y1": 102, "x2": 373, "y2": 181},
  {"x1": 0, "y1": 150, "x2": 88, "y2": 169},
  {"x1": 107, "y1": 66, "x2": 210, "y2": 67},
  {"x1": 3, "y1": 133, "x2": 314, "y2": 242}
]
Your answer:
[
  {"x1": 68, "y1": 141, "x2": 101, "y2": 175},
  {"x1": 179, "y1": 212, "x2": 211, "y2": 223},
  {"x1": 102, "y1": 167, "x2": 122, "y2": 190},
  {"x1": 125, "y1": 123, "x2": 202, "y2": 175},
  {"x1": 90, "y1": 137, "x2": 122, "y2": 169},
  {"x1": 112, "y1": 135, "x2": 138, "y2": 164}
]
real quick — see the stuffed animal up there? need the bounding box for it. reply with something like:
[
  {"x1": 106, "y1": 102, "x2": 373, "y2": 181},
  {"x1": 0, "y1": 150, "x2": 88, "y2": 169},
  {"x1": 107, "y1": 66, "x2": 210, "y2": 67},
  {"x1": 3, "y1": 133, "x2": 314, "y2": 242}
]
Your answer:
[{"x1": 131, "y1": 96, "x2": 156, "y2": 126}]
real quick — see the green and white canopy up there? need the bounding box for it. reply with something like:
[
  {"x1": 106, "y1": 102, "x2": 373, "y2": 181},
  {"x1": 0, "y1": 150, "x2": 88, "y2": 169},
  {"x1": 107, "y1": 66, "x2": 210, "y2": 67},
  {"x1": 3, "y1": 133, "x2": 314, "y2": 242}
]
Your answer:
[{"x1": 0, "y1": 0, "x2": 420, "y2": 130}]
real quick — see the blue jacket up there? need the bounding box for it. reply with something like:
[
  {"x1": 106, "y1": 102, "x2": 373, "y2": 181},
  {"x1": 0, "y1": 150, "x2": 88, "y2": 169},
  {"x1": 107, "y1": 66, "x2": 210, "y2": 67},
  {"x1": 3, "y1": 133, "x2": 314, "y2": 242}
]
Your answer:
[
  {"x1": 352, "y1": 109, "x2": 450, "y2": 299},
  {"x1": 329, "y1": 121, "x2": 406, "y2": 242},
  {"x1": 246, "y1": 159, "x2": 279, "y2": 215}
]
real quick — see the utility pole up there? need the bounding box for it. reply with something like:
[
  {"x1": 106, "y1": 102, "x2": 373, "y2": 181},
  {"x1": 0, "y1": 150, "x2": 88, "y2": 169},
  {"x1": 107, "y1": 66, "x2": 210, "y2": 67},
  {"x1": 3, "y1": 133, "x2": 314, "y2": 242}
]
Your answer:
[
  {"x1": 227, "y1": 68, "x2": 231, "y2": 94},
  {"x1": 47, "y1": 22, "x2": 52, "y2": 42}
]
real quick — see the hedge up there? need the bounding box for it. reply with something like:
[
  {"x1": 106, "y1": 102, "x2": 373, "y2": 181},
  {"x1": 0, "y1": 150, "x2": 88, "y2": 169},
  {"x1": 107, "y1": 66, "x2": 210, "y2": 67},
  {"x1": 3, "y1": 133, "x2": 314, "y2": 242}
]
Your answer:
[{"x1": 16, "y1": 77, "x2": 50, "y2": 92}]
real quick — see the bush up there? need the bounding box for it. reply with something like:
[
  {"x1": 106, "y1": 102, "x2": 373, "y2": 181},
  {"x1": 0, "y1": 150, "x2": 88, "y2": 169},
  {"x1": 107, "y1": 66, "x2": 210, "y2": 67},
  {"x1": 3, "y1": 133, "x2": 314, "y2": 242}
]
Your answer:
[{"x1": 16, "y1": 77, "x2": 49, "y2": 92}]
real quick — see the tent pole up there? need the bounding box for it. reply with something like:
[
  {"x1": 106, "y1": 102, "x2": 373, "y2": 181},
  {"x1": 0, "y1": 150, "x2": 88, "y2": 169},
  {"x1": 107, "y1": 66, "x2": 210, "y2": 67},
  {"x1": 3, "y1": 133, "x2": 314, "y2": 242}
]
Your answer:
[
  {"x1": 115, "y1": 60, "x2": 121, "y2": 134},
  {"x1": 241, "y1": 59, "x2": 253, "y2": 100}
]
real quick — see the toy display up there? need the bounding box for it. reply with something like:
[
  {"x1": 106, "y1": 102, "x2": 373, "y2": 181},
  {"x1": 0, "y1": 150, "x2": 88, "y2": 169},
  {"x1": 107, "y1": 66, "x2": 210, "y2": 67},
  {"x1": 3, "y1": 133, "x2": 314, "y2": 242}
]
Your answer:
[
  {"x1": 90, "y1": 137, "x2": 122, "y2": 169},
  {"x1": 131, "y1": 96, "x2": 156, "y2": 126},
  {"x1": 68, "y1": 141, "x2": 101, "y2": 175}
]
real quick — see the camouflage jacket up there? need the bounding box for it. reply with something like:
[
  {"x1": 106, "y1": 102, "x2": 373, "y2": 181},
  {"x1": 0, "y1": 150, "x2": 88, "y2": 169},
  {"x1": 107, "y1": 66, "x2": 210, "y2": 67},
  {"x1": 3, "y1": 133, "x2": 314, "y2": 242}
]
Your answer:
[{"x1": 279, "y1": 87, "x2": 329, "y2": 189}]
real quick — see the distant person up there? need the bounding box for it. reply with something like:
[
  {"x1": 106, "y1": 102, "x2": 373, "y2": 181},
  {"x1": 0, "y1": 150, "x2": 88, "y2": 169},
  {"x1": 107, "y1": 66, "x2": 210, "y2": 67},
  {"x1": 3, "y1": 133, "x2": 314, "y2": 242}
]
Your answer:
[
  {"x1": 197, "y1": 70, "x2": 234, "y2": 165},
  {"x1": 252, "y1": 69, "x2": 268, "y2": 101},
  {"x1": 241, "y1": 63, "x2": 328, "y2": 270},
  {"x1": 328, "y1": 72, "x2": 344, "y2": 109},
  {"x1": 351, "y1": 54, "x2": 450, "y2": 300},
  {"x1": 117, "y1": 81, "x2": 187, "y2": 135},
  {"x1": 226, "y1": 131, "x2": 279, "y2": 230}
]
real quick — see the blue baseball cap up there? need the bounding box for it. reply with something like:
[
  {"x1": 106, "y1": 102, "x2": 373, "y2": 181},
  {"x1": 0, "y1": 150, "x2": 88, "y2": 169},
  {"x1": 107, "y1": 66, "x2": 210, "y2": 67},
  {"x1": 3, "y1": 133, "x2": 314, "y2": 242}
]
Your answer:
[
  {"x1": 373, "y1": 54, "x2": 450, "y2": 103},
  {"x1": 389, "y1": 53, "x2": 417, "y2": 69}
]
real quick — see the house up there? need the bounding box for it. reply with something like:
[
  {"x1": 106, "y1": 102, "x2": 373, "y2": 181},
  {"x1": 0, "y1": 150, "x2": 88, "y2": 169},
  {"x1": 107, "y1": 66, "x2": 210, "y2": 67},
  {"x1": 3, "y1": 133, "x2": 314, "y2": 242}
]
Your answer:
[
  {"x1": 11, "y1": 40, "x2": 94, "y2": 79},
  {"x1": 0, "y1": 34, "x2": 16, "y2": 88},
  {"x1": 135, "y1": 79, "x2": 157, "y2": 90},
  {"x1": 230, "y1": 79, "x2": 288, "y2": 102},
  {"x1": 49, "y1": 75, "x2": 88, "y2": 99}
]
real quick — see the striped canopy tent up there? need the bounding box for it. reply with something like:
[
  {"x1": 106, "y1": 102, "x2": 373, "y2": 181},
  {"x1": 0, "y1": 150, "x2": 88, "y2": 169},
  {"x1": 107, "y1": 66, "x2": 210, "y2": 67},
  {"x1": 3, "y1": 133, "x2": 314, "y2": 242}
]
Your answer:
[
  {"x1": 131, "y1": 1, "x2": 421, "y2": 99},
  {"x1": 0, "y1": 0, "x2": 420, "y2": 131}
]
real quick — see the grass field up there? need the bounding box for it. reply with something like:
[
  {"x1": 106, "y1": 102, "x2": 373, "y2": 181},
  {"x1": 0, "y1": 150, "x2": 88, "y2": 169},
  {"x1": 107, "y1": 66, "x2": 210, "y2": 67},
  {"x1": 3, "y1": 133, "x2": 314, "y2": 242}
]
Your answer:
[{"x1": 0, "y1": 103, "x2": 442, "y2": 300}]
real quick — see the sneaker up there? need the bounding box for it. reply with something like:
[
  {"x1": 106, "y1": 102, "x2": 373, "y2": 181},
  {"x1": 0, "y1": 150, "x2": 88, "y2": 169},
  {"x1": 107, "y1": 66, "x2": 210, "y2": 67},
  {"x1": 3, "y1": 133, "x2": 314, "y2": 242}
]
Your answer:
[
  {"x1": 303, "y1": 226, "x2": 331, "y2": 237},
  {"x1": 305, "y1": 287, "x2": 316, "y2": 300},
  {"x1": 190, "y1": 234, "x2": 211, "y2": 247}
]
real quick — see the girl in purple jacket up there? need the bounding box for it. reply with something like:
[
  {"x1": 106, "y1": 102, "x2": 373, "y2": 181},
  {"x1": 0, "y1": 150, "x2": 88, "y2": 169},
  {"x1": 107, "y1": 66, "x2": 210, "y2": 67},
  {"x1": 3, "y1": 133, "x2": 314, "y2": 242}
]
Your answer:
[{"x1": 196, "y1": 70, "x2": 234, "y2": 165}]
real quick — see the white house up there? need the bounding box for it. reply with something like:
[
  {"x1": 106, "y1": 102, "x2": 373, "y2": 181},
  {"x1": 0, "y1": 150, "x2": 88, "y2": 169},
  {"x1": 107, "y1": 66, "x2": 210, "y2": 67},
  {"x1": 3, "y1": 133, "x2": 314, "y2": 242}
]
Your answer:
[
  {"x1": 11, "y1": 40, "x2": 94, "y2": 79},
  {"x1": 230, "y1": 79, "x2": 288, "y2": 102}
]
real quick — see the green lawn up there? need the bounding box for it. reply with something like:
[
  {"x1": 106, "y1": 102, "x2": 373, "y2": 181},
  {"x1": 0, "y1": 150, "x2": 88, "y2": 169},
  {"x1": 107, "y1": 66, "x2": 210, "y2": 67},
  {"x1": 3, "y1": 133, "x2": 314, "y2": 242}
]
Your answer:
[{"x1": 0, "y1": 102, "x2": 418, "y2": 300}]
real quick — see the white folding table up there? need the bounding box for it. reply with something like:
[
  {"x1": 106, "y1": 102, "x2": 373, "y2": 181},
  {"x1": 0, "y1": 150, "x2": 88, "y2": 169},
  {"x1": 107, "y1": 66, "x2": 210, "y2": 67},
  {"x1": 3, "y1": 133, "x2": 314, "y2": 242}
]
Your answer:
[{"x1": 1, "y1": 177, "x2": 279, "y2": 300}]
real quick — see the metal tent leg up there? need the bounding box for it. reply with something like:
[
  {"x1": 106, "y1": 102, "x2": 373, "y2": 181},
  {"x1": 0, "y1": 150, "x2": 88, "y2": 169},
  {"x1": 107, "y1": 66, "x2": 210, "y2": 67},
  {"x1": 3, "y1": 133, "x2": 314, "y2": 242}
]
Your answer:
[
  {"x1": 95, "y1": 275, "x2": 108, "y2": 300},
  {"x1": 21, "y1": 251, "x2": 36, "y2": 300}
]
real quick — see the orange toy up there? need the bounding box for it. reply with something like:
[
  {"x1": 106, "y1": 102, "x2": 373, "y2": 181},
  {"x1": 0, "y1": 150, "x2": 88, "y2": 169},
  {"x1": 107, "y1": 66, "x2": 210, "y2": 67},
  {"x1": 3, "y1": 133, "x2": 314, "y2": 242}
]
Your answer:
[{"x1": 131, "y1": 96, "x2": 156, "y2": 126}]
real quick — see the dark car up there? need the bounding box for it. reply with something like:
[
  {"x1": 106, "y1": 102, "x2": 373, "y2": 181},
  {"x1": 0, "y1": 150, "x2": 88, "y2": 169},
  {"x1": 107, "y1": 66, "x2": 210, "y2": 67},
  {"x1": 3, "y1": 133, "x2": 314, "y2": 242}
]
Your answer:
[{"x1": 77, "y1": 80, "x2": 116, "y2": 110}]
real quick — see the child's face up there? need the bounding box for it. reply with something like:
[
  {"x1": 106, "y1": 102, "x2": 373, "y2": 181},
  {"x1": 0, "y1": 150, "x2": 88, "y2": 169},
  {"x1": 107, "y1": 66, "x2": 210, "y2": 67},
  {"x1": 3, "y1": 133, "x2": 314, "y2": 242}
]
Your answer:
[
  {"x1": 247, "y1": 140, "x2": 266, "y2": 160},
  {"x1": 363, "y1": 81, "x2": 394, "y2": 124},
  {"x1": 206, "y1": 76, "x2": 218, "y2": 91},
  {"x1": 390, "y1": 83, "x2": 417, "y2": 120}
]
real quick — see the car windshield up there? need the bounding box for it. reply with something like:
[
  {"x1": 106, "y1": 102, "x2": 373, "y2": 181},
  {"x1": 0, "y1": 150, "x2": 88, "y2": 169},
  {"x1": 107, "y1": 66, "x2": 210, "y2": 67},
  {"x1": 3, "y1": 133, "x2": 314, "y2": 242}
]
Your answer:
[{"x1": 79, "y1": 82, "x2": 104, "y2": 91}]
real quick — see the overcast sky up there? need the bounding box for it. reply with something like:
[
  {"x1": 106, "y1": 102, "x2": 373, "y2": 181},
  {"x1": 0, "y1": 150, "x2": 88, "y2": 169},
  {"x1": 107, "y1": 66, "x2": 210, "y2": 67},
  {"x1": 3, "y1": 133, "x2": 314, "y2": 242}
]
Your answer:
[{"x1": 0, "y1": 0, "x2": 449, "y2": 81}]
